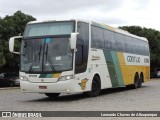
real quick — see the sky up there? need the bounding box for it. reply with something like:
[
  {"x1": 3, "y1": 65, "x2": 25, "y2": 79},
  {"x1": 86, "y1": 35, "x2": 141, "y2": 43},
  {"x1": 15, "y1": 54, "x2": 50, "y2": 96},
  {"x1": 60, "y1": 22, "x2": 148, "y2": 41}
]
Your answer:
[{"x1": 0, "y1": 0, "x2": 160, "y2": 31}]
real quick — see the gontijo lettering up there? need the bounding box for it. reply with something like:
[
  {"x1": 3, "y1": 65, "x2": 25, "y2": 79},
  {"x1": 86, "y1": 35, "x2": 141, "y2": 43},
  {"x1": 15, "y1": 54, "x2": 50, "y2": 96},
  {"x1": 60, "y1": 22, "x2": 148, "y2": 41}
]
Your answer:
[{"x1": 127, "y1": 56, "x2": 140, "y2": 63}]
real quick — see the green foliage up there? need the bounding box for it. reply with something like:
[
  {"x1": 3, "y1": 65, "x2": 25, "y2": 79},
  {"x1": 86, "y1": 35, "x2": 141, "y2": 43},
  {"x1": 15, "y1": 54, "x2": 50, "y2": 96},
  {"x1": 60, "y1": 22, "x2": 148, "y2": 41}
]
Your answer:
[
  {"x1": 119, "y1": 26, "x2": 160, "y2": 70},
  {"x1": 0, "y1": 11, "x2": 36, "y2": 72},
  {"x1": 0, "y1": 43, "x2": 6, "y2": 67}
]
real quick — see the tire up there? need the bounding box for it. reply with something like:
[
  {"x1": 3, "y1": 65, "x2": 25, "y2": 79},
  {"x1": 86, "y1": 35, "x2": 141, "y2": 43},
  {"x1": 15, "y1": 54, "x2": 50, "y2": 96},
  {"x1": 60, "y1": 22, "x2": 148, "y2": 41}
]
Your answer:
[
  {"x1": 138, "y1": 74, "x2": 143, "y2": 88},
  {"x1": 9, "y1": 82, "x2": 14, "y2": 87},
  {"x1": 84, "y1": 76, "x2": 101, "y2": 97},
  {"x1": 132, "y1": 73, "x2": 139, "y2": 89},
  {"x1": 45, "y1": 93, "x2": 60, "y2": 98}
]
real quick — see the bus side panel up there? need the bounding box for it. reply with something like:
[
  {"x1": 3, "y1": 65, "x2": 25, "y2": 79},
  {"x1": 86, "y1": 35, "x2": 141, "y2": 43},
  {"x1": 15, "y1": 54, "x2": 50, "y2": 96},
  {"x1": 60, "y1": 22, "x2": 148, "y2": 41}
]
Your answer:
[
  {"x1": 89, "y1": 49, "x2": 113, "y2": 89},
  {"x1": 145, "y1": 66, "x2": 150, "y2": 81},
  {"x1": 117, "y1": 52, "x2": 150, "y2": 86},
  {"x1": 117, "y1": 52, "x2": 133, "y2": 85}
]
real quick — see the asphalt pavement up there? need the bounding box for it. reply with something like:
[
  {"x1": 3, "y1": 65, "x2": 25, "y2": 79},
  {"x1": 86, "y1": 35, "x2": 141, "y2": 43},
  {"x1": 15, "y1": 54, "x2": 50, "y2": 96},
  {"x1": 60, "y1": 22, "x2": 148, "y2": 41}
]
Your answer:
[{"x1": 0, "y1": 79, "x2": 160, "y2": 120}]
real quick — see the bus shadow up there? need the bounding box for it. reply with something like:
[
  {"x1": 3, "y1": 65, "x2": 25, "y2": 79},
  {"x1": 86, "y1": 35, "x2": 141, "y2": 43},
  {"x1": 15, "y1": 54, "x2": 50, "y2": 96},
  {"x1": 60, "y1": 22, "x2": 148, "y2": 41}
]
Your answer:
[
  {"x1": 27, "y1": 93, "x2": 86, "y2": 102},
  {"x1": 100, "y1": 85, "x2": 148, "y2": 96},
  {"x1": 27, "y1": 85, "x2": 149, "y2": 102}
]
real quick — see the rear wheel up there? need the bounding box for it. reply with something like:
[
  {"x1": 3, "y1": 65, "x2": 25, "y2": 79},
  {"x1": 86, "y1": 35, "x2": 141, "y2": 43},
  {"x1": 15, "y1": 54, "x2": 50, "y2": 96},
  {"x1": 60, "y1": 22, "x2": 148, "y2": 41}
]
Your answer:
[
  {"x1": 132, "y1": 73, "x2": 139, "y2": 89},
  {"x1": 138, "y1": 74, "x2": 143, "y2": 88},
  {"x1": 84, "y1": 76, "x2": 101, "y2": 97},
  {"x1": 45, "y1": 93, "x2": 60, "y2": 98}
]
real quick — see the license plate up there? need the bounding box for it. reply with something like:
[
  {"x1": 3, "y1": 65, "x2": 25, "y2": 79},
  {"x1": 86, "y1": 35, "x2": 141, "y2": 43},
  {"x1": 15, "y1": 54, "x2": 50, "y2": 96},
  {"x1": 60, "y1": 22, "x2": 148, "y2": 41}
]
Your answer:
[{"x1": 39, "y1": 86, "x2": 47, "y2": 89}]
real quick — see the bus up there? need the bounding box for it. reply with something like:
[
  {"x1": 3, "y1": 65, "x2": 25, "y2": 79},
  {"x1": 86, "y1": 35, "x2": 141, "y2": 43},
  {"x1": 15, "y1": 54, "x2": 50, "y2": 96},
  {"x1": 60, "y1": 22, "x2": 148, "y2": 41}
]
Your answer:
[{"x1": 9, "y1": 19, "x2": 150, "y2": 97}]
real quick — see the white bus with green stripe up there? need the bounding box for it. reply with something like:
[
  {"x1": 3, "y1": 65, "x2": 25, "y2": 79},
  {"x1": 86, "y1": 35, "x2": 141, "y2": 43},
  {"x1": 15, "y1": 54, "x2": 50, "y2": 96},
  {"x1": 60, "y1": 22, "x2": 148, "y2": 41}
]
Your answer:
[{"x1": 9, "y1": 19, "x2": 150, "y2": 97}]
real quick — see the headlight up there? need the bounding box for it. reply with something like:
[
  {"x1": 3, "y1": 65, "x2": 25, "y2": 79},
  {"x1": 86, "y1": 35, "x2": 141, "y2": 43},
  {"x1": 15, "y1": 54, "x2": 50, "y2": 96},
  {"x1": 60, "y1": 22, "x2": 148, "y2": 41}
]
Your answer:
[
  {"x1": 58, "y1": 75, "x2": 75, "y2": 81},
  {"x1": 20, "y1": 76, "x2": 29, "y2": 81}
]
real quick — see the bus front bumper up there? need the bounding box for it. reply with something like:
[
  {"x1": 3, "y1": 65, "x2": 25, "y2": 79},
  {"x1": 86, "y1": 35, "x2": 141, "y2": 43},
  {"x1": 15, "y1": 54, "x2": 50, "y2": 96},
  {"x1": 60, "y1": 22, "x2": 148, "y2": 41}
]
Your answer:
[{"x1": 20, "y1": 80, "x2": 84, "y2": 93}]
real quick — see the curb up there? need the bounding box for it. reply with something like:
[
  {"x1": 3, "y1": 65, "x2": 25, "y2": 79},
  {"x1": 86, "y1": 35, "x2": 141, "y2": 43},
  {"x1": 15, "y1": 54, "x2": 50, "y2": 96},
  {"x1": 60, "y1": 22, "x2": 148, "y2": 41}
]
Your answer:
[{"x1": 0, "y1": 87, "x2": 20, "y2": 90}]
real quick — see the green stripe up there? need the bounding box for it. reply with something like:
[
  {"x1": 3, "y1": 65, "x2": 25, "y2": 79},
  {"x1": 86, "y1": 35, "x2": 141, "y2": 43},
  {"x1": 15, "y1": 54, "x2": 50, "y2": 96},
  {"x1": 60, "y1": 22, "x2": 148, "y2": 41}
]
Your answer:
[
  {"x1": 39, "y1": 74, "x2": 52, "y2": 78},
  {"x1": 103, "y1": 50, "x2": 124, "y2": 87},
  {"x1": 103, "y1": 50, "x2": 118, "y2": 87},
  {"x1": 39, "y1": 74, "x2": 47, "y2": 78},
  {"x1": 113, "y1": 52, "x2": 124, "y2": 86},
  {"x1": 46, "y1": 74, "x2": 53, "y2": 78},
  {"x1": 39, "y1": 73, "x2": 61, "y2": 78}
]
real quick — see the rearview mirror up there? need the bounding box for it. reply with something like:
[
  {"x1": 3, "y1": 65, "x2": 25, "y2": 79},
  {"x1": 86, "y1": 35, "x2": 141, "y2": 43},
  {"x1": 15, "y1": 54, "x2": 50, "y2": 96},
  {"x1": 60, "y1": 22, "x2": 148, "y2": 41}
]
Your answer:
[
  {"x1": 9, "y1": 36, "x2": 22, "y2": 54},
  {"x1": 69, "y1": 33, "x2": 79, "y2": 50}
]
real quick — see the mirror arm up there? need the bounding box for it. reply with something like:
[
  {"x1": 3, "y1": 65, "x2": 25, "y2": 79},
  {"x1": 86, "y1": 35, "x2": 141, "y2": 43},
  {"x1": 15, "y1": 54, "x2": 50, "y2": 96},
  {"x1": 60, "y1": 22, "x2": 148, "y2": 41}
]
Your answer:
[{"x1": 9, "y1": 36, "x2": 22, "y2": 54}]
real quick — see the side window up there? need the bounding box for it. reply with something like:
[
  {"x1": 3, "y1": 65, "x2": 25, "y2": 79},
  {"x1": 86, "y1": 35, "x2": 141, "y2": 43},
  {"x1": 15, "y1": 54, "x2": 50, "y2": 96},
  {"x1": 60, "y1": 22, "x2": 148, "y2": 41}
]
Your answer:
[
  {"x1": 75, "y1": 22, "x2": 89, "y2": 74},
  {"x1": 133, "y1": 39, "x2": 150, "y2": 56},
  {"x1": 144, "y1": 41, "x2": 149, "y2": 56},
  {"x1": 77, "y1": 22, "x2": 89, "y2": 45},
  {"x1": 125, "y1": 36, "x2": 134, "y2": 53},
  {"x1": 115, "y1": 33, "x2": 125, "y2": 52},
  {"x1": 142, "y1": 41, "x2": 145, "y2": 55},
  {"x1": 4, "y1": 73, "x2": 9, "y2": 78},
  {"x1": 131, "y1": 38, "x2": 136, "y2": 54},
  {"x1": 0, "y1": 73, "x2": 4, "y2": 78},
  {"x1": 144, "y1": 41, "x2": 148, "y2": 55},
  {"x1": 91, "y1": 26, "x2": 98, "y2": 48},
  {"x1": 97, "y1": 28, "x2": 104, "y2": 48},
  {"x1": 135, "y1": 38, "x2": 140, "y2": 54},
  {"x1": 139, "y1": 40, "x2": 144, "y2": 55},
  {"x1": 133, "y1": 38, "x2": 136, "y2": 53},
  {"x1": 75, "y1": 45, "x2": 83, "y2": 65},
  {"x1": 91, "y1": 26, "x2": 104, "y2": 48},
  {"x1": 129, "y1": 37, "x2": 135, "y2": 53},
  {"x1": 104, "y1": 30, "x2": 115, "y2": 50},
  {"x1": 124, "y1": 36, "x2": 130, "y2": 53}
]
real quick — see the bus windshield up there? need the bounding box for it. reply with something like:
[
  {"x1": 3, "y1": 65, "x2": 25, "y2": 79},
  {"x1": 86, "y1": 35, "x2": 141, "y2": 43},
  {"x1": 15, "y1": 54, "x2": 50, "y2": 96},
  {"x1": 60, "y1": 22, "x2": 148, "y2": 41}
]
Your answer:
[
  {"x1": 24, "y1": 21, "x2": 74, "y2": 37},
  {"x1": 21, "y1": 37, "x2": 73, "y2": 73},
  {"x1": 21, "y1": 21, "x2": 75, "y2": 73}
]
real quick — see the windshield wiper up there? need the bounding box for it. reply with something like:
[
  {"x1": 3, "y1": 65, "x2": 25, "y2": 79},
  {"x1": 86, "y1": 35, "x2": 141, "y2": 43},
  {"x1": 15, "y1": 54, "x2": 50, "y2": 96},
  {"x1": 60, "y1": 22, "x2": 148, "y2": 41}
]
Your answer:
[
  {"x1": 29, "y1": 45, "x2": 42, "y2": 72},
  {"x1": 29, "y1": 63, "x2": 33, "y2": 72},
  {"x1": 45, "y1": 44, "x2": 48, "y2": 60},
  {"x1": 38, "y1": 45, "x2": 42, "y2": 61},
  {"x1": 22, "y1": 42, "x2": 27, "y2": 56},
  {"x1": 33, "y1": 44, "x2": 42, "y2": 62},
  {"x1": 45, "y1": 44, "x2": 55, "y2": 71}
]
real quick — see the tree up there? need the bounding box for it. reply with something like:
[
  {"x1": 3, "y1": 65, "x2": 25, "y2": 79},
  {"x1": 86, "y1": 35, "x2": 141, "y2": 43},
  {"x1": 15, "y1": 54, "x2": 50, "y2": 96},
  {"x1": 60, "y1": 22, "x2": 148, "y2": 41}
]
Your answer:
[
  {"x1": 119, "y1": 26, "x2": 160, "y2": 70},
  {"x1": 0, "y1": 11, "x2": 36, "y2": 72},
  {"x1": 0, "y1": 42, "x2": 5, "y2": 67}
]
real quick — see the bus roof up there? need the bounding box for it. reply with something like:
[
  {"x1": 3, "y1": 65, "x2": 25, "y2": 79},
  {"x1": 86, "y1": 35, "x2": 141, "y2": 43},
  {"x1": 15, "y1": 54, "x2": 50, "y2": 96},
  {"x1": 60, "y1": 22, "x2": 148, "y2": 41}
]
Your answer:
[{"x1": 28, "y1": 19, "x2": 148, "y2": 42}]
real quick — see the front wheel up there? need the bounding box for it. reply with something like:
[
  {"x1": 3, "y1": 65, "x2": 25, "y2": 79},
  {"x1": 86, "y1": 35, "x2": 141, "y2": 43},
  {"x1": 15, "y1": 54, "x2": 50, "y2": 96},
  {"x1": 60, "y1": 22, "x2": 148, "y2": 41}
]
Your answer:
[
  {"x1": 84, "y1": 76, "x2": 101, "y2": 97},
  {"x1": 45, "y1": 93, "x2": 60, "y2": 98}
]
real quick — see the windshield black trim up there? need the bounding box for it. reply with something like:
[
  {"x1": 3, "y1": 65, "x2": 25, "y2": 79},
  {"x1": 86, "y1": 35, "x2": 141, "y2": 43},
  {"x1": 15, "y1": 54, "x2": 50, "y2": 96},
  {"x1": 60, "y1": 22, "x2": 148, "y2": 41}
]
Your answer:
[{"x1": 23, "y1": 35, "x2": 71, "y2": 40}]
